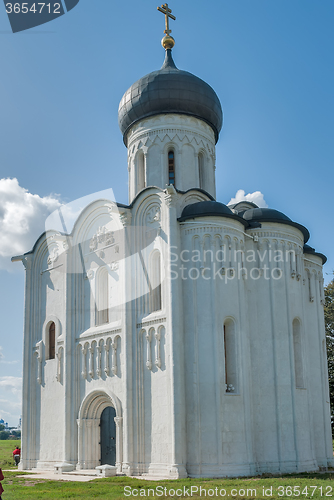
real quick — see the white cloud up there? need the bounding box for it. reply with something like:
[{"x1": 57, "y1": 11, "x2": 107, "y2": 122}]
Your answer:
[
  {"x1": 0, "y1": 399, "x2": 21, "y2": 411},
  {"x1": 0, "y1": 178, "x2": 61, "y2": 271},
  {"x1": 0, "y1": 346, "x2": 19, "y2": 364},
  {"x1": 228, "y1": 189, "x2": 268, "y2": 208},
  {"x1": 0, "y1": 376, "x2": 22, "y2": 396},
  {"x1": 0, "y1": 405, "x2": 21, "y2": 426}
]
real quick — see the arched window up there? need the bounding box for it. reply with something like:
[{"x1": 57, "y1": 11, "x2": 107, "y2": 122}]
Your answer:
[
  {"x1": 149, "y1": 251, "x2": 162, "y2": 313},
  {"x1": 168, "y1": 150, "x2": 175, "y2": 186},
  {"x1": 96, "y1": 268, "x2": 109, "y2": 326},
  {"x1": 293, "y1": 318, "x2": 304, "y2": 388},
  {"x1": 49, "y1": 322, "x2": 55, "y2": 360},
  {"x1": 224, "y1": 319, "x2": 237, "y2": 393},
  {"x1": 198, "y1": 152, "x2": 205, "y2": 189},
  {"x1": 137, "y1": 151, "x2": 145, "y2": 191}
]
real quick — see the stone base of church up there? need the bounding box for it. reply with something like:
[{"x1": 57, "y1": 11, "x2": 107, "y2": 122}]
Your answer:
[
  {"x1": 187, "y1": 463, "x2": 255, "y2": 478},
  {"x1": 255, "y1": 459, "x2": 322, "y2": 475},
  {"x1": 146, "y1": 463, "x2": 187, "y2": 479},
  {"x1": 18, "y1": 460, "x2": 36, "y2": 471},
  {"x1": 186, "y1": 458, "x2": 329, "y2": 478}
]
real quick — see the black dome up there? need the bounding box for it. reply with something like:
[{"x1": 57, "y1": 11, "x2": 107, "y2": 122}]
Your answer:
[
  {"x1": 243, "y1": 208, "x2": 291, "y2": 222},
  {"x1": 178, "y1": 201, "x2": 247, "y2": 225},
  {"x1": 243, "y1": 208, "x2": 310, "y2": 242},
  {"x1": 303, "y1": 244, "x2": 327, "y2": 264},
  {"x1": 118, "y1": 50, "x2": 223, "y2": 146}
]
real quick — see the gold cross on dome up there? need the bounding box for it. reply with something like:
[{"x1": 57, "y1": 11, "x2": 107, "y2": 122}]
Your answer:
[{"x1": 157, "y1": 3, "x2": 176, "y2": 36}]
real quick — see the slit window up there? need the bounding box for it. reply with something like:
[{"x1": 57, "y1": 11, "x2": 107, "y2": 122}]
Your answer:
[
  {"x1": 49, "y1": 322, "x2": 55, "y2": 360},
  {"x1": 168, "y1": 151, "x2": 175, "y2": 186},
  {"x1": 198, "y1": 152, "x2": 204, "y2": 189},
  {"x1": 224, "y1": 320, "x2": 237, "y2": 393}
]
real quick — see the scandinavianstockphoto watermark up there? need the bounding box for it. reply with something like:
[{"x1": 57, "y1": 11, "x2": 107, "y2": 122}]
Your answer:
[
  {"x1": 123, "y1": 485, "x2": 258, "y2": 497},
  {"x1": 123, "y1": 484, "x2": 332, "y2": 497},
  {"x1": 3, "y1": 0, "x2": 80, "y2": 33},
  {"x1": 169, "y1": 245, "x2": 296, "y2": 282}
]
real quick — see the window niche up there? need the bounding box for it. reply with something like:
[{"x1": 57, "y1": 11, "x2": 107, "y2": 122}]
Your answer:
[
  {"x1": 137, "y1": 151, "x2": 146, "y2": 192},
  {"x1": 198, "y1": 152, "x2": 205, "y2": 190},
  {"x1": 96, "y1": 268, "x2": 109, "y2": 326},
  {"x1": 149, "y1": 251, "x2": 162, "y2": 313}
]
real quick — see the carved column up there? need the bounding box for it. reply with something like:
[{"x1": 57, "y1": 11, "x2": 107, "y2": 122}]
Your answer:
[
  {"x1": 104, "y1": 341, "x2": 110, "y2": 376},
  {"x1": 155, "y1": 330, "x2": 161, "y2": 369},
  {"x1": 96, "y1": 344, "x2": 101, "y2": 378},
  {"x1": 146, "y1": 330, "x2": 152, "y2": 370},
  {"x1": 76, "y1": 419, "x2": 84, "y2": 470},
  {"x1": 289, "y1": 243, "x2": 296, "y2": 279},
  {"x1": 81, "y1": 344, "x2": 88, "y2": 379},
  {"x1": 93, "y1": 419, "x2": 100, "y2": 468},
  {"x1": 111, "y1": 337, "x2": 118, "y2": 376},
  {"x1": 86, "y1": 420, "x2": 93, "y2": 468},
  {"x1": 35, "y1": 340, "x2": 42, "y2": 385},
  {"x1": 319, "y1": 274, "x2": 325, "y2": 305},
  {"x1": 56, "y1": 346, "x2": 62, "y2": 382},
  {"x1": 89, "y1": 344, "x2": 94, "y2": 378},
  {"x1": 308, "y1": 269, "x2": 315, "y2": 302},
  {"x1": 114, "y1": 416, "x2": 123, "y2": 473},
  {"x1": 296, "y1": 247, "x2": 302, "y2": 281}
]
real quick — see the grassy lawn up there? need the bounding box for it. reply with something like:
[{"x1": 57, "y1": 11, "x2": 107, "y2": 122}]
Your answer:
[
  {"x1": 1, "y1": 470, "x2": 334, "y2": 500},
  {"x1": 1, "y1": 441, "x2": 334, "y2": 499},
  {"x1": 0, "y1": 439, "x2": 20, "y2": 469}
]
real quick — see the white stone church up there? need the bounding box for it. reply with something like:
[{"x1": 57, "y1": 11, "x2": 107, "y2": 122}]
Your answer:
[{"x1": 13, "y1": 8, "x2": 333, "y2": 478}]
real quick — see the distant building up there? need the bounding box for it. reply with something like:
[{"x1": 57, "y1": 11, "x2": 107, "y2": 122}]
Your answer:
[{"x1": 0, "y1": 419, "x2": 9, "y2": 430}]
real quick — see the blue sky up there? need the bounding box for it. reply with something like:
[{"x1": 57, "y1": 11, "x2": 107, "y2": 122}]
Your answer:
[{"x1": 0, "y1": 0, "x2": 333, "y2": 425}]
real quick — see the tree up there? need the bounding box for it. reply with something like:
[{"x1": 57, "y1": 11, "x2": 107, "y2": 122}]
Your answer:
[
  {"x1": 0, "y1": 430, "x2": 9, "y2": 440},
  {"x1": 324, "y1": 276, "x2": 334, "y2": 432}
]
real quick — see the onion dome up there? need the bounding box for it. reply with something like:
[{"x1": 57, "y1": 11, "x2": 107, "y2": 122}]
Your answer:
[
  {"x1": 118, "y1": 49, "x2": 223, "y2": 146},
  {"x1": 178, "y1": 201, "x2": 247, "y2": 226},
  {"x1": 303, "y1": 244, "x2": 327, "y2": 264},
  {"x1": 243, "y1": 208, "x2": 310, "y2": 243}
]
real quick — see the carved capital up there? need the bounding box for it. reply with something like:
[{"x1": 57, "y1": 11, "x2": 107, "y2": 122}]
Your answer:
[
  {"x1": 114, "y1": 416, "x2": 123, "y2": 428},
  {"x1": 164, "y1": 185, "x2": 177, "y2": 208},
  {"x1": 119, "y1": 211, "x2": 132, "y2": 227}
]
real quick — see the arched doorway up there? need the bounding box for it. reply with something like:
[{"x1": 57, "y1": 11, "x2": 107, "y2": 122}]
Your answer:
[
  {"x1": 77, "y1": 390, "x2": 122, "y2": 471},
  {"x1": 100, "y1": 406, "x2": 116, "y2": 465}
]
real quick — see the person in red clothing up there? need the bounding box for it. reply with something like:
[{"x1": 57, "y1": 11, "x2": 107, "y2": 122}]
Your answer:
[
  {"x1": 0, "y1": 467, "x2": 4, "y2": 500},
  {"x1": 13, "y1": 446, "x2": 20, "y2": 466}
]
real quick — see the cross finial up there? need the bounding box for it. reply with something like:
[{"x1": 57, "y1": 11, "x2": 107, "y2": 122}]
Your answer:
[{"x1": 157, "y1": 3, "x2": 176, "y2": 49}]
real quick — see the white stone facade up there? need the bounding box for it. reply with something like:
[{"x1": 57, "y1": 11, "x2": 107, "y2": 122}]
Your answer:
[{"x1": 16, "y1": 112, "x2": 333, "y2": 478}]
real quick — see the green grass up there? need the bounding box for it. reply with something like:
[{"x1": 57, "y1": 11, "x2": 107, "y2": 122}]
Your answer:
[
  {"x1": 0, "y1": 439, "x2": 20, "y2": 469},
  {"x1": 1, "y1": 471, "x2": 334, "y2": 500}
]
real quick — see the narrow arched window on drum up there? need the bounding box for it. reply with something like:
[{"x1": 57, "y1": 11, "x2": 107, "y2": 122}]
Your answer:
[{"x1": 168, "y1": 150, "x2": 175, "y2": 186}]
